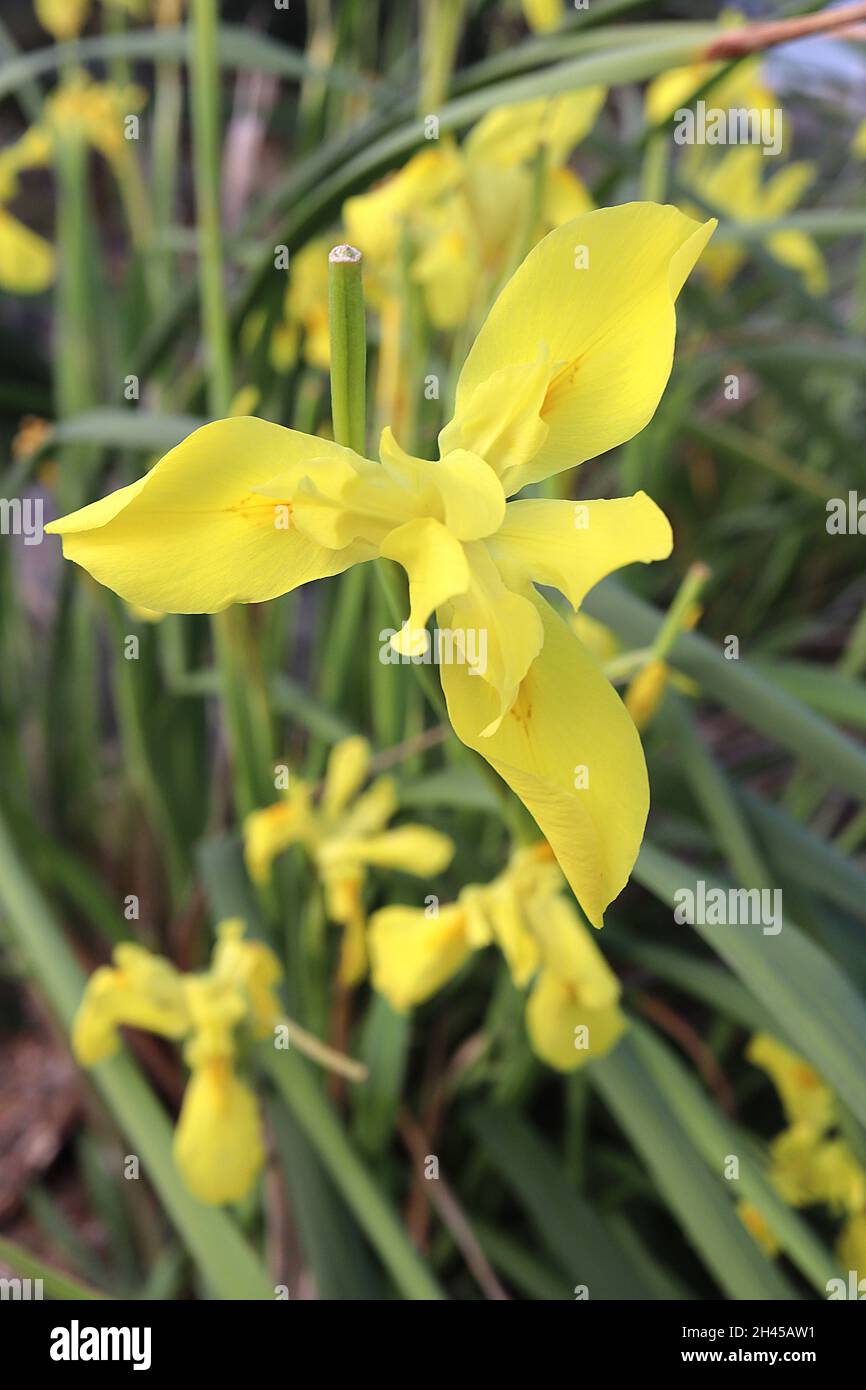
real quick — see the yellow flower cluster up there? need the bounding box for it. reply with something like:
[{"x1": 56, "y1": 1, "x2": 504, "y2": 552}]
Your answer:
[
  {"x1": 644, "y1": 18, "x2": 826, "y2": 295},
  {"x1": 344, "y1": 88, "x2": 604, "y2": 336},
  {"x1": 243, "y1": 736, "x2": 454, "y2": 984},
  {"x1": 369, "y1": 840, "x2": 626, "y2": 1071},
  {"x1": 739, "y1": 1034, "x2": 866, "y2": 1273},
  {"x1": 73, "y1": 920, "x2": 283, "y2": 1205}
]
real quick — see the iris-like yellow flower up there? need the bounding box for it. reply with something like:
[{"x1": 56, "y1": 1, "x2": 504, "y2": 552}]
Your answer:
[
  {"x1": 740, "y1": 1032, "x2": 866, "y2": 1257},
  {"x1": 370, "y1": 841, "x2": 625, "y2": 1071},
  {"x1": 42, "y1": 72, "x2": 148, "y2": 167},
  {"x1": 344, "y1": 88, "x2": 605, "y2": 332},
  {"x1": 243, "y1": 735, "x2": 454, "y2": 984},
  {"x1": 46, "y1": 202, "x2": 714, "y2": 927},
  {"x1": 73, "y1": 920, "x2": 283, "y2": 1205},
  {"x1": 686, "y1": 146, "x2": 825, "y2": 295},
  {"x1": 0, "y1": 128, "x2": 54, "y2": 293}
]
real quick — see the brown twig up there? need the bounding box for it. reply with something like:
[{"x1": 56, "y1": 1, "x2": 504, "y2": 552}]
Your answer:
[
  {"x1": 397, "y1": 1108, "x2": 510, "y2": 1301},
  {"x1": 704, "y1": 2, "x2": 866, "y2": 59},
  {"x1": 633, "y1": 992, "x2": 738, "y2": 1120}
]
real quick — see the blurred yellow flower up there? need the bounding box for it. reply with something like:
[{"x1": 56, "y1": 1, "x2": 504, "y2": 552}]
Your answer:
[
  {"x1": 47, "y1": 202, "x2": 714, "y2": 927},
  {"x1": 43, "y1": 72, "x2": 148, "y2": 165},
  {"x1": 686, "y1": 147, "x2": 826, "y2": 295},
  {"x1": 370, "y1": 841, "x2": 626, "y2": 1071},
  {"x1": 344, "y1": 87, "x2": 604, "y2": 332},
  {"x1": 736, "y1": 1200, "x2": 780, "y2": 1258},
  {"x1": 35, "y1": 0, "x2": 148, "y2": 41},
  {"x1": 72, "y1": 943, "x2": 189, "y2": 1065},
  {"x1": 522, "y1": 0, "x2": 563, "y2": 33},
  {"x1": 746, "y1": 1033, "x2": 835, "y2": 1132},
  {"x1": 72, "y1": 920, "x2": 284, "y2": 1205},
  {"x1": 35, "y1": 0, "x2": 91, "y2": 41},
  {"x1": 243, "y1": 736, "x2": 454, "y2": 984},
  {"x1": 0, "y1": 129, "x2": 54, "y2": 293}
]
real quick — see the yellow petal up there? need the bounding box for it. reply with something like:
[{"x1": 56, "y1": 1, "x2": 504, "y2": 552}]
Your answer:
[
  {"x1": 369, "y1": 904, "x2": 471, "y2": 1011},
  {"x1": 483, "y1": 881, "x2": 540, "y2": 987},
  {"x1": 440, "y1": 590, "x2": 650, "y2": 927},
  {"x1": 441, "y1": 203, "x2": 715, "y2": 492},
  {"x1": 173, "y1": 1060, "x2": 265, "y2": 1205},
  {"x1": 322, "y1": 736, "x2": 371, "y2": 821},
  {"x1": 243, "y1": 783, "x2": 313, "y2": 884},
  {"x1": 331, "y1": 825, "x2": 455, "y2": 876},
  {"x1": 0, "y1": 209, "x2": 55, "y2": 294},
  {"x1": 464, "y1": 89, "x2": 605, "y2": 170},
  {"x1": 211, "y1": 919, "x2": 283, "y2": 1037},
  {"x1": 72, "y1": 945, "x2": 189, "y2": 1066},
  {"x1": 381, "y1": 518, "x2": 470, "y2": 656},
  {"x1": 521, "y1": 0, "x2": 563, "y2": 34},
  {"x1": 738, "y1": 1201, "x2": 780, "y2": 1258},
  {"x1": 336, "y1": 775, "x2": 399, "y2": 839},
  {"x1": 526, "y1": 969, "x2": 626, "y2": 1070},
  {"x1": 36, "y1": 0, "x2": 90, "y2": 41},
  {"x1": 444, "y1": 541, "x2": 544, "y2": 732},
  {"x1": 45, "y1": 419, "x2": 373, "y2": 612},
  {"x1": 624, "y1": 658, "x2": 670, "y2": 731},
  {"x1": 491, "y1": 492, "x2": 672, "y2": 611},
  {"x1": 542, "y1": 167, "x2": 594, "y2": 227},
  {"x1": 746, "y1": 1033, "x2": 835, "y2": 1132}
]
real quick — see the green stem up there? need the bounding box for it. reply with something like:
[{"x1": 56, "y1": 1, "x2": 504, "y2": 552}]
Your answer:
[
  {"x1": 328, "y1": 243, "x2": 367, "y2": 454},
  {"x1": 0, "y1": 1236, "x2": 107, "y2": 1301},
  {"x1": 190, "y1": 0, "x2": 232, "y2": 416},
  {"x1": 260, "y1": 1047, "x2": 445, "y2": 1300}
]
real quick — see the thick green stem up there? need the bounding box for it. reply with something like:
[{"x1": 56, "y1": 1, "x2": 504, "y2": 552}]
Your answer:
[
  {"x1": 328, "y1": 243, "x2": 367, "y2": 454},
  {"x1": 190, "y1": 0, "x2": 232, "y2": 416}
]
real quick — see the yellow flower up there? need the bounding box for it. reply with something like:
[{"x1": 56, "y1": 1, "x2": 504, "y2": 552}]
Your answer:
[
  {"x1": 210, "y1": 918, "x2": 283, "y2": 1038},
  {"x1": 47, "y1": 202, "x2": 714, "y2": 927},
  {"x1": 72, "y1": 943, "x2": 190, "y2": 1065},
  {"x1": 370, "y1": 840, "x2": 625, "y2": 1070},
  {"x1": 0, "y1": 129, "x2": 54, "y2": 294},
  {"x1": 686, "y1": 147, "x2": 826, "y2": 295},
  {"x1": 35, "y1": 0, "x2": 91, "y2": 41},
  {"x1": 243, "y1": 736, "x2": 454, "y2": 984},
  {"x1": 73, "y1": 922, "x2": 283, "y2": 1205},
  {"x1": 369, "y1": 903, "x2": 472, "y2": 1012},
  {"x1": 35, "y1": 0, "x2": 148, "y2": 42},
  {"x1": 43, "y1": 73, "x2": 148, "y2": 166},
  {"x1": 173, "y1": 1059, "x2": 266, "y2": 1207},
  {"x1": 768, "y1": 1125, "x2": 866, "y2": 1214},
  {"x1": 344, "y1": 89, "x2": 605, "y2": 332},
  {"x1": 737, "y1": 1200, "x2": 780, "y2": 1258},
  {"x1": 854, "y1": 119, "x2": 866, "y2": 160},
  {"x1": 522, "y1": 0, "x2": 563, "y2": 33},
  {"x1": 746, "y1": 1033, "x2": 835, "y2": 1132}
]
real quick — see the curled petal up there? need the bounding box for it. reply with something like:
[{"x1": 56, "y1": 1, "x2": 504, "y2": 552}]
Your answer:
[
  {"x1": 441, "y1": 202, "x2": 715, "y2": 493},
  {"x1": 440, "y1": 590, "x2": 650, "y2": 928}
]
